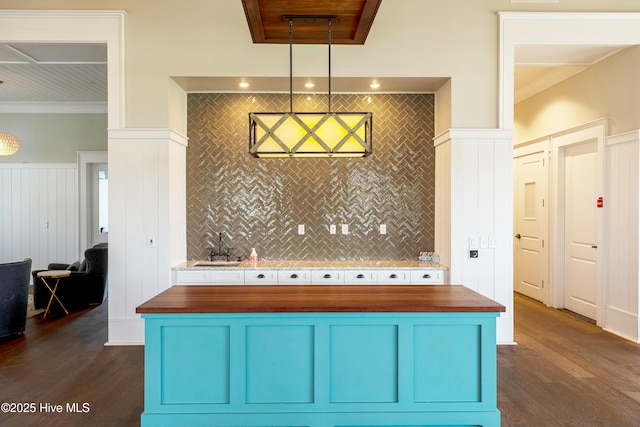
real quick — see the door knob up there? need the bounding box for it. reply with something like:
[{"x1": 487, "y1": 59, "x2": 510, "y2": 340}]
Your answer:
[{"x1": 515, "y1": 234, "x2": 521, "y2": 239}]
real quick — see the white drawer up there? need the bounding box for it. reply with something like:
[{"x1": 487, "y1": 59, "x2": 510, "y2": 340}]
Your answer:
[
  {"x1": 176, "y1": 270, "x2": 210, "y2": 284},
  {"x1": 278, "y1": 270, "x2": 311, "y2": 285},
  {"x1": 311, "y1": 270, "x2": 343, "y2": 284},
  {"x1": 209, "y1": 269, "x2": 245, "y2": 284},
  {"x1": 244, "y1": 270, "x2": 277, "y2": 284},
  {"x1": 376, "y1": 270, "x2": 411, "y2": 284},
  {"x1": 410, "y1": 269, "x2": 444, "y2": 284},
  {"x1": 344, "y1": 270, "x2": 376, "y2": 284}
]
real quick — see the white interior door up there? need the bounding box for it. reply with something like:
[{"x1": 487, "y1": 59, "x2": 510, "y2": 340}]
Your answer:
[
  {"x1": 514, "y1": 152, "x2": 548, "y2": 303},
  {"x1": 563, "y1": 141, "x2": 598, "y2": 319}
]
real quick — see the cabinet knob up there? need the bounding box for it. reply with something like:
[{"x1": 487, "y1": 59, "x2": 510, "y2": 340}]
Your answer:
[
  {"x1": 291, "y1": 274, "x2": 298, "y2": 279},
  {"x1": 257, "y1": 274, "x2": 265, "y2": 279},
  {"x1": 356, "y1": 274, "x2": 365, "y2": 279},
  {"x1": 323, "y1": 274, "x2": 332, "y2": 279},
  {"x1": 390, "y1": 274, "x2": 398, "y2": 279},
  {"x1": 423, "y1": 274, "x2": 431, "y2": 279}
]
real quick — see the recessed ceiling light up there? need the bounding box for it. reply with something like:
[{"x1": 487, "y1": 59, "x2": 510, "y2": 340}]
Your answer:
[
  {"x1": 304, "y1": 82, "x2": 315, "y2": 88},
  {"x1": 369, "y1": 82, "x2": 381, "y2": 89},
  {"x1": 239, "y1": 82, "x2": 250, "y2": 88}
]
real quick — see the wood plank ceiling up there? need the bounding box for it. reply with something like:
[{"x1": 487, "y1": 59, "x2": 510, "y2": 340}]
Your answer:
[{"x1": 241, "y1": 0, "x2": 382, "y2": 44}]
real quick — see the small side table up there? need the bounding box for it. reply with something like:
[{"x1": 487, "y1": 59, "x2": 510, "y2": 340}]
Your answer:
[{"x1": 37, "y1": 270, "x2": 72, "y2": 318}]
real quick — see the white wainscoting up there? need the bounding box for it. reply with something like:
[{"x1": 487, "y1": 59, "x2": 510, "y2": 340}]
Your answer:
[
  {"x1": 0, "y1": 163, "x2": 78, "y2": 271},
  {"x1": 434, "y1": 128, "x2": 514, "y2": 344},
  {"x1": 604, "y1": 130, "x2": 640, "y2": 343},
  {"x1": 107, "y1": 129, "x2": 187, "y2": 345}
]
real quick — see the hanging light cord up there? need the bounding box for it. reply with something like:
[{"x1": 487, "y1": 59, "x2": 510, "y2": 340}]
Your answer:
[
  {"x1": 328, "y1": 19, "x2": 332, "y2": 113},
  {"x1": 289, "y1": 19, "x2": 293, "y2": 114}
]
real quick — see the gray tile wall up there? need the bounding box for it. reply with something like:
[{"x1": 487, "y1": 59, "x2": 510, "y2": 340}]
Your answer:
[{"x1": 187, "y1": 93, "x2": 435, "y2": 261}]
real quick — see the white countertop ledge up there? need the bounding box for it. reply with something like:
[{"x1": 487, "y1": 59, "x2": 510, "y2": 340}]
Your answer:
[{"x1": 174, "y1": 260, "x2": 448, "y2": 270}]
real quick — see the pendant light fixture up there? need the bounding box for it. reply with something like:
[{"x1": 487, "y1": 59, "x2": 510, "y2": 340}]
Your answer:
[
  {"x1": 0, "y1": 132, "x2": 20, "y2": 156},
  {"x1": 249, "y1": 17, "x2": 373, "y2": 158}
]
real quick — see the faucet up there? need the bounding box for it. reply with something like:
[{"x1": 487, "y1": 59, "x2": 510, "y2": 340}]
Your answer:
[{"x1": 209, "y1": 232, "x2": 234, "y2": 261}]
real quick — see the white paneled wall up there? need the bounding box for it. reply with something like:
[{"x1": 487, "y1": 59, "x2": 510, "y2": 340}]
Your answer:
[
  {"x1": 107, "y1": 129, "x2": 187, "y2": 344},
  {"x1": 435, "y1": 129, "x2": 514, "y2": 344},
  {"x1": 605, "y1": 130, "x2": 640, "y2": 342},
  {"x1": 0, "y1": 164, "x2": 78, "y2": 271}
]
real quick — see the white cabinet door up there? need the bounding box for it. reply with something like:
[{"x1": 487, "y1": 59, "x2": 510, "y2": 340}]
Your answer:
[
  {"x1": 377, "y1": 270, "x2": 411, "y2": 284},
  {"x1": 311, "y1": 270, "x2": 343, "y2": 284},
  {"x1": 209, "y1": 269, "x2": 245, "y2": 284},
  {"x1": 278, "y1": 270, "x2": 311, "y2": 285},
  {"x1": 175, "y1": 270, "x2": 210, "y2": 284},
  {"x1": 410, "y1": 270, "x2": 444, "y2": 285},
  {"x1": 344, "y1": 270, "x2": 377, "y2": 284},
  {"x1": 176, "y1": 269, "x2": 245, "y2": 285},
  {"x1": 245, "y1": 270, "x2": 277, "y2": 285}
]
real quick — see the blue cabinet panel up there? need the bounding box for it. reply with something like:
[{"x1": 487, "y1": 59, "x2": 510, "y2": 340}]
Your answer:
[
  {"x1": 160, "y1": 325, "x2": 230, "y2": 404},
  {"x1": 414, "y1": 325, "x2": 481, "y2": 403},
  {"x1": 246, "y1": 325, "x2": 315, "y2": 403},
  {"x1": 330, "y1": 325, "x2": 398, "y2": 403}
]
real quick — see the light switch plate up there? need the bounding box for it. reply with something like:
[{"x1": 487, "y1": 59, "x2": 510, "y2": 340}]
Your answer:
[
  {"x1": 341, "y1": 224, "x2": 349, "y2": 235},
  {"x1": 298, "y1": 224, "x2": 305, "y2": 235},
  {"x1": 379, "y1": 224, "x2": 387, "y2": 234},
  {"x1": 480, "y1": 237, "x2": 488, "y2": 248},
  {"x1": 329, "y1": 224, "x2": 336, "y2": 234},
  {"x1": 489, "y1": 237, "x2": 499, "y2": 248}
]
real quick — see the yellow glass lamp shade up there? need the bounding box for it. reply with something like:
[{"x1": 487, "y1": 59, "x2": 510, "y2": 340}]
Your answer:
[
  {"x1": 0, "y1": 132, "x2": 20, "y2": 156},
  {"x1": 249, "y1": 112, "x2": 372, "y2": 158}
]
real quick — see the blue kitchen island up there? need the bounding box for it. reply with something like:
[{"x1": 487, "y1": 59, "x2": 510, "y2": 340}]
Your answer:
[{"x1": 136, "y1": 284, "x2": 505, "y2": 427}]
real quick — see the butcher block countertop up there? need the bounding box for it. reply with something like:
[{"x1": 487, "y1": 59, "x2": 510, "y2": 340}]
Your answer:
[{"x1": 136, "y1": 284, "x2": 505, "y2": 314}]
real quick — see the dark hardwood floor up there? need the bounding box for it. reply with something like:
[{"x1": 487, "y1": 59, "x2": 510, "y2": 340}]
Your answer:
[
  {"x1": 1, "y1": 293, "x2": 639, "y2": 426},
  {"x1": 0, "y1": 302, "x2": 143, "y2": 426},
  {"x1": 500, "y1": 293, "x2": 640, "y2": 427}
]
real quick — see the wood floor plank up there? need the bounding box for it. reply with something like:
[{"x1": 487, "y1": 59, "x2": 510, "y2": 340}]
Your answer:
[
  {"x1": 0, "y1": 303, "x2": 143, "y2": 427},
  {"x1": 499, "y1": 293, "x2": 640, "y2": 427},
  {"x1": 1, "y1": 292, "x2": 639, "y2": 426}
]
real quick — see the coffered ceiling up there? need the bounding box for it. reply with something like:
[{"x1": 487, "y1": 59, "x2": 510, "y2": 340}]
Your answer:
[{"x1": 241, "y1": 0, "x2": 382, "y2": 44}]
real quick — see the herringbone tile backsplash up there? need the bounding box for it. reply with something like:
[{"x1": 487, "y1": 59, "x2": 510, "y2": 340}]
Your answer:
[{"x1": 187, "y1": 93, "x2": 434, "y2": 261}]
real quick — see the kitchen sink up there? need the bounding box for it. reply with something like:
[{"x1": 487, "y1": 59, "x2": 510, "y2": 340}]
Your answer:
[{"x1": 192, "y1": 261, "x2": 241, "y2": 267}]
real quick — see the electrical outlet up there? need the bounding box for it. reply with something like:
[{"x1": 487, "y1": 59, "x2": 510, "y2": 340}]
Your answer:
[
  {"x1": 298, "y1": 224, "x2": 305, "y2": 235},
  {"x1": 329, "y1": 224, "x2": 336, "y2": 234},
  {"x1": 379, "y1": 224, "x2": 387, "y2": 234},
  {"x1": 480, "y1": 237, "x2": 488, "y2": 248},
  {"x1": 469, "y1": 237, "x2": 478, "y2": 249},
  {"x1": 43, "y1": 220, "x2": 49, "y2": 229},
  {"x1": 469, "y1": 250, "x2": 479, "y2": 258},
  {"x1": 489, "y1": 237, "x2": 499, "y2": 248},
  {"x1": 341, "y1": 224, "x2": 349, "y2": 235}
]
